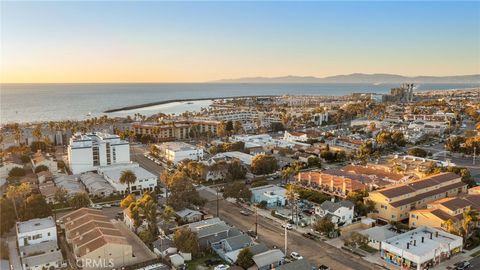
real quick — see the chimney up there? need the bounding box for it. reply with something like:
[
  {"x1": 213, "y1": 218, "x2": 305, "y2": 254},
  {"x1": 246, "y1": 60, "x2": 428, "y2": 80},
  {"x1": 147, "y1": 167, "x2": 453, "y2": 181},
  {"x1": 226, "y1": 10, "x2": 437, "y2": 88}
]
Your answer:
[
  {"x1": 421, "y1": 237, "x2": 424, "y2": 243},
  {"x1": 435, "y1": 231, "x2": 438, "y2": 238},
  {"x1": 430, "y1": 232, "x2": 433, "y2": 239},
  {"x1": 414, "y1": 240, "x2": 416, "y2": 246},
  {"x1": 406, "y1": 243, "x2": 410, "y2": 249}
]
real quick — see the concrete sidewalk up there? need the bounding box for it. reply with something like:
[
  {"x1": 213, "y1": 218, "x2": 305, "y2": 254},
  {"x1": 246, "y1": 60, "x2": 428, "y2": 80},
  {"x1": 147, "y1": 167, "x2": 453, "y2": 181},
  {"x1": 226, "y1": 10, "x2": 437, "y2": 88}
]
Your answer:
[
  {"x1": 435, "y1": 246, "x2": 480, "y2": 270},
  {"x1": 7, "y1": 236, "x2": 21, "y2": 270}
]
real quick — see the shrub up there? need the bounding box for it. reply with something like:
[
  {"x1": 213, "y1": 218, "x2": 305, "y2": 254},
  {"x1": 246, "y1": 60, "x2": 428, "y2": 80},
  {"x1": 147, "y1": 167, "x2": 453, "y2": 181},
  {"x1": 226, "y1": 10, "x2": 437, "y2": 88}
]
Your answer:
[{"x1": 8, "y1": 167, "x2": 25, "y2": 177}]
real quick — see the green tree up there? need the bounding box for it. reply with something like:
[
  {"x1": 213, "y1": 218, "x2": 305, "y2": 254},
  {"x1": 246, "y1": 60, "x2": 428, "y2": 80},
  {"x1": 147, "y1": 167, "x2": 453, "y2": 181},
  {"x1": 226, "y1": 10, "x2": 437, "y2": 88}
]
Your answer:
[
  {"x1": 22, "y1": 194, "x2": 52, "y2": 220},
  {"x1": 226, "y1": 159, "x2": 247, "y2": 180},
  {"x1": 236, "y1": 248, "x2": 254, "y2": 269},
  {"x1": 20, "y1": 155, "x2": 30, "y2": 164},
  {"x1": 139, "y1": 230, "x2": 155, "y2": 246},
  {"x1": 168, "y1": 172, "x2": 206, "y2": 210},
  {"x1": 313, "y1": 218, "x2": 335, "y2": 235},
  {"x1": 173, "y1": 227, "x2": 200, "y2": 256},
  {"x1": 223, "y1": 182, "x2": 252, "y2": 202},
  {"x1": 119, "y1": 170, "x2": 137, "y2": 194},
  {"x1": 307, "y1": 156, "x2": 321, "y2": 168},
  {"x1": 34, "y1": 165, "x2": 49, "y2": 173},
  {"x1": 251, "y1": 154, "x2": 278, "y2": 175},
  {"x1": 54, "y1": 188, "x2": 68, "y2": 204},
  {"x1": 32, "y1": 125, "x2": 43, "y2": 142},
  {"x1": 8, "y1": 167, "x2": 26, "y2": 177},
  {"x1": 408, "y1": 148, "x2": 428, "y2": 158},
  {"x1": 68, "y1": 193, "x2": 91, "y2": 209}
]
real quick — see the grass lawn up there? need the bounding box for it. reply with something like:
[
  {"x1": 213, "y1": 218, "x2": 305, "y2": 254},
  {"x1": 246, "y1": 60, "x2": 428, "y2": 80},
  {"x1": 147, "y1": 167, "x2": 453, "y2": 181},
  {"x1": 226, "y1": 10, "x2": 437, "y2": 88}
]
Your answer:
[
  {"x1": 187, "y1": 253, "x2": 224, "y2": 270},
  {"x1": 359, "y1": 245, "x2": 378, "y2": 254}
]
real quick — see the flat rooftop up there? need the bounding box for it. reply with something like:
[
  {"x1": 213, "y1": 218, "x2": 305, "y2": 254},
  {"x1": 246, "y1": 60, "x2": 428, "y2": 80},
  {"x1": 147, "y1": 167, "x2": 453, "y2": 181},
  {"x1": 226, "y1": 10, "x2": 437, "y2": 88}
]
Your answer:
[
  {"x1": 382, "y1": 226, "x2": 462, "y2": 256},
  {"x1": 17, "y1": 216, "x2": 55, "y2": 234},
  {"x1": 157, "y1": 141, "x2": 199, "y2": 151}
]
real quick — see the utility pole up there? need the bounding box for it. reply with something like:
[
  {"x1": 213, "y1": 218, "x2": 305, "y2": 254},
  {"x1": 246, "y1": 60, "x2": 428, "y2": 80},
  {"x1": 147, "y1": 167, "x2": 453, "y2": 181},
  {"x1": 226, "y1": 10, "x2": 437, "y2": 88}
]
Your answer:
[
  {"x1": 255, "y1": 204, "x2": 258, "y2": 236},
  {"x1": 284, "y1": 225, "x2": 288, "y2": 256},
  {"x1": 216, "y1": 187, "x2": 219, "y2": 217},
  {"x1": 474, "y1": 146, "x2": 476, "y2": 165}
]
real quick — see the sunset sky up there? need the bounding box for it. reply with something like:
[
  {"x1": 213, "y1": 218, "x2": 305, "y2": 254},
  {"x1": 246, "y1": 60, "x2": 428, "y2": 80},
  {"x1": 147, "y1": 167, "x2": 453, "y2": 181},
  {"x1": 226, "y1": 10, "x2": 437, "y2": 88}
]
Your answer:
[{"x1": 1, "y1": 1, "x2": 479, "y2": 83}]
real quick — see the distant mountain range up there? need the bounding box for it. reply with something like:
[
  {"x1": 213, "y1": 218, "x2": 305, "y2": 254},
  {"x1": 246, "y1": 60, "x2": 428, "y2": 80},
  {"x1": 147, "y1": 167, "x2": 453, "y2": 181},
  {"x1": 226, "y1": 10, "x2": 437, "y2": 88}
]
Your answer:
[{"x1": 213, "y1": 73, "x2": 480, "y2": 84}]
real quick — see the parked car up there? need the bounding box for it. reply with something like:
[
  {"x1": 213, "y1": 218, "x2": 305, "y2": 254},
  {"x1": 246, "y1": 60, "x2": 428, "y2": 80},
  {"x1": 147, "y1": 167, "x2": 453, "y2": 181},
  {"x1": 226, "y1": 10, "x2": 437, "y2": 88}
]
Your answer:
[
  {"x1": 103, "y1": 203, "x2": 112, "y2": 208},
  {"x1": 302, "y1": 232, "x2": 316, "y2": 240},
  {"x1": 318, "y1": 265, "x2": 330, "y2": 270},
  {"x1": 214, "y1": 265, "x2": 229, "y2": 270},
  {"x1": 455, "y1": 261, "x2": 470, "y2": 270},
  {"x1": 246, "y1": 230, "x2": 257, "y2": 238},
  {"x1": 282, "y1": 223, "x2": 293, "y2": 230},
  {"x1": 91, "y1": 204, "x2": 102, "y2": 209},
  {"x1": 290, "y1": 252, "x2": 303, "y2": 260},
  {"x1": 240, "y1": 210, "x2": 250, "y2": 216}
]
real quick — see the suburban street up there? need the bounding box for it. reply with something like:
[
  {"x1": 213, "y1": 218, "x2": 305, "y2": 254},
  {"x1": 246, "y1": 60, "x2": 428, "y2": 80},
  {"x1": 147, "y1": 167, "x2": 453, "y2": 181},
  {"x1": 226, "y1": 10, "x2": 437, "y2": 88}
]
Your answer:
[
  {"x1": 201, "y1": 195, "x2": 380, "y2": 270},
  {"x1": 131, "y1": 144, "x2": 164, "y2": 177}
]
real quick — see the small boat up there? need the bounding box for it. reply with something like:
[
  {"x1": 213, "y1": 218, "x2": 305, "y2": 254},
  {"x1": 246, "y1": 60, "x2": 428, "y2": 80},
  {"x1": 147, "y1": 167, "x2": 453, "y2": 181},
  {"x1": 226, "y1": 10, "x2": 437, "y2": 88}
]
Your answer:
[
  {"x1": 86, "y1": 112, "x2": 92, "y2": 116},
  {"x1": 186, "y1": 102, "x2": 194, "y2": 105}
]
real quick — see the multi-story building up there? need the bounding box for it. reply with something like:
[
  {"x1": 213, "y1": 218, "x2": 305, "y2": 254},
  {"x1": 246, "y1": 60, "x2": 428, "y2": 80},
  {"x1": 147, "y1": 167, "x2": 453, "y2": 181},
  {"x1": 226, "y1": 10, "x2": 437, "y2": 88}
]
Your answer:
[
  {"x1": 155, "y1": 142, "x2": 204, "y2": 164},
  {"x1": 61, "y1": 208, "x2": 135, "y2": 268},
  {"x1": 283, "y1": 131, "x2": 308, "y2": 142},
  {"x1": 97, "y1": 163, "x2": 157, "y2": 194},
  {"x1": 16, "y1": 216, "x2": 64, "y2": 270},
  {"x1": 409, "y1": 194, "x2": 480, "y2": 230},
  {"x1": 131, "y1": 120, "x2": 220, "y2": 142},
  {"x1": 67, "y1": 132, "x2": 130, "y2": 174},
  {"x1": 16, "y1": 217, "x2": 57, "y2": 247},
  {"x1": 368, "y1": 172, "x2": 467, "y2": 222},
  {"x1": 297, "y1": 167, "x2": 403, "y2": 198}
]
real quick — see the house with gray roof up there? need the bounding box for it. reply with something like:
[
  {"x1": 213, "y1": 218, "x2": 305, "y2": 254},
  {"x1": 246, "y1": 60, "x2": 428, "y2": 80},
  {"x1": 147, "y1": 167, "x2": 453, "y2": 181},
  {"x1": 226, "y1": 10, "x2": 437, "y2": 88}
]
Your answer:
[
  {"x1": 212, "y1": 234, "x2": 254, "y2": 263},
  {"x1": 252, "y1": 249, "x2": 285, "y2": 270},
  {"x1": 314, "y1": 200, "x2": 354, "y2": 225},
  {"x1": 183, "y1": 218, "x2": 241, "y2": 250},
  {"x1": 175, "y1": 208, "x2": 203, "y2": 223},
  {"x1": 359, "y1": 225, "x2": 399, "y2": 250},
  {"x1": 276, "y1": 259, "x2": 315, "y2": 270}
]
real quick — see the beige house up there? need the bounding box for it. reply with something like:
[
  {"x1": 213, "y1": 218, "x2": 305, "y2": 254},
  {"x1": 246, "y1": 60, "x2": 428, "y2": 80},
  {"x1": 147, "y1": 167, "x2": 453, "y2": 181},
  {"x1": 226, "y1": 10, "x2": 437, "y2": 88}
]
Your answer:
[
  {"x1": 61, "y1": 208, "x2": 135, "y2": 269},
  {"x1": 368, "y1": 172, "x2": 467, "y2": 222}
]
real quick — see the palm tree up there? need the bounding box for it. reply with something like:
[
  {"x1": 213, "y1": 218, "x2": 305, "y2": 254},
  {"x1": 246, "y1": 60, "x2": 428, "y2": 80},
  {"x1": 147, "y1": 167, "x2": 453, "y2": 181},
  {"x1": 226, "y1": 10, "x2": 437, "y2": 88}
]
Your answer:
[
  {"x1": 444, "y1": 218, "x2": 458, "y2": 235},
  {"x1": 32, "y1": 125, "x2": 42, "y2": 142},
  {"x1": 285, "y1": 185, "x2": 299, "y2": 224},
  {"x1": 120, "y1": 170, "x2": 137, "y2": 194}
]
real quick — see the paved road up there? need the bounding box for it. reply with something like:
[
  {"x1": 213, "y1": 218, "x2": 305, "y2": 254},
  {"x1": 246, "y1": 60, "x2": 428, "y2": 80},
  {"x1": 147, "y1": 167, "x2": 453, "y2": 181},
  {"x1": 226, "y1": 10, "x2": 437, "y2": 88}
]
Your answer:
[
  {"x1": 469, "y1": 255, "x2": 480, "y2": 269},
  {"x1": 131, "y1": 145, "x2": 164, "y2": 177},
  {"x1": 201, "y1": 196, "x2": 379, "y2": 270}
]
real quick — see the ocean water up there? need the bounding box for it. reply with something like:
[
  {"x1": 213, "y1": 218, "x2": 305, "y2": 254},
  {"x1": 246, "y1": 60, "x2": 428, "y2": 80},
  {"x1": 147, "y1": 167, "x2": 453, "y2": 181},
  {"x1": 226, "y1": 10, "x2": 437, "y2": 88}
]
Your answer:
[{"x1": 1, "y1": 83, "x2": 478, "y2": 124}]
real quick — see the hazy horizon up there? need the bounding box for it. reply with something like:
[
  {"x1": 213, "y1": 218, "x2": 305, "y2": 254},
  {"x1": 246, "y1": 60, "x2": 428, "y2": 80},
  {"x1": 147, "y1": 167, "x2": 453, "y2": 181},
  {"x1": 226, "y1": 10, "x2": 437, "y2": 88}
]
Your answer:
[{"x1": 1, "y1": 1, "x2": 479, "y2": 83}]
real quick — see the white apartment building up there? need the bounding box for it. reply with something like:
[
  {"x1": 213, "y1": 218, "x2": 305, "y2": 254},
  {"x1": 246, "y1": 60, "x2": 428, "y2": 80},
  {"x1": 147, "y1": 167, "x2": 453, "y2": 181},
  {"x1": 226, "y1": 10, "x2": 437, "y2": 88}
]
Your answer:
[
  {"x1": 97, "y1": 162, "x2": 157, "y2": 194},
  {"x1": 156, "y1": 142, "x2": 204, "y2": 164},
  {"x1": 16, "y1": 217, "x2": 57, "y2": 247},
  {"x1": 67, "y1": 132, "x2": 130, "y2": 174}
]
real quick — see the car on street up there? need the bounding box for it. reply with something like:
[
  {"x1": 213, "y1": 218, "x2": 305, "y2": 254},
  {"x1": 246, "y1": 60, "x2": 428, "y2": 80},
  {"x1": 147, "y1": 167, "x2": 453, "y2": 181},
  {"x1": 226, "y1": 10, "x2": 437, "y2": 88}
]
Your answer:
[
  {"x1": 318, "y1": 265, "x2": 331, "y2": 270},
  {"x1": 454, "y1": 261, "x2": 470, "y2": 270},
  {"x1": 290, "y1": 252, "x2": 303, "y2": 260},
  {"x1": 103, "y1": 203, "x2": 112, "y2": 208},
  {"x1": 246, "y1": 230, "x2": 257, "y2": 238},
  {"x1": 282, "y1": 223, "x2": 293, "y2": 230},
  {"x1": 240, "y1": 210, "x2": 250, "y2": 216},
  {"x1": 302, "y1": 232, "x2": 316, "y2": 240},
  {"x1": 91, "y1": 204, "x2": 102, "y2": 209}
]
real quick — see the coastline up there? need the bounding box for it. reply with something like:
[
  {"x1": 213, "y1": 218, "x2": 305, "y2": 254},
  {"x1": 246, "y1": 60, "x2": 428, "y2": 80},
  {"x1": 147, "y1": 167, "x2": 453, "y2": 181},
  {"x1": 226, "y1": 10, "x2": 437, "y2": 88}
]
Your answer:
[{"x1": 103, "y1": 95, "x2": 280, "y2": 113}]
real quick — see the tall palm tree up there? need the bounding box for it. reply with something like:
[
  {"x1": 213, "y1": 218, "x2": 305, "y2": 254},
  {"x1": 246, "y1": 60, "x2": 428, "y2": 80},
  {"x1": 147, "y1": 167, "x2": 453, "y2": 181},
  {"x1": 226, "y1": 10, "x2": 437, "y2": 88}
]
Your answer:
[
  {"x1": 461, "y1": 209, "x2": 478, "y2": 241},
  {"x1": 32, "y1": 125, "x2": 43, "y2": 142},
  {"x1": 120, "y1": 170, "x2": 137, "y2": 194},
  {"x1": 285, "y1": 185, "x2": 299, "y2": 224}
]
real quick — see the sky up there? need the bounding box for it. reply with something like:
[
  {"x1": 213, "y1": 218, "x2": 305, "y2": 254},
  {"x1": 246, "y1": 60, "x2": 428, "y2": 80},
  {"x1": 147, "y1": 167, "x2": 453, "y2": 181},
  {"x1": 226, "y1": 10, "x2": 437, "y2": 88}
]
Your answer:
[{"x1": 1, "y1": 1, "x2": 479, "y2": 83}]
